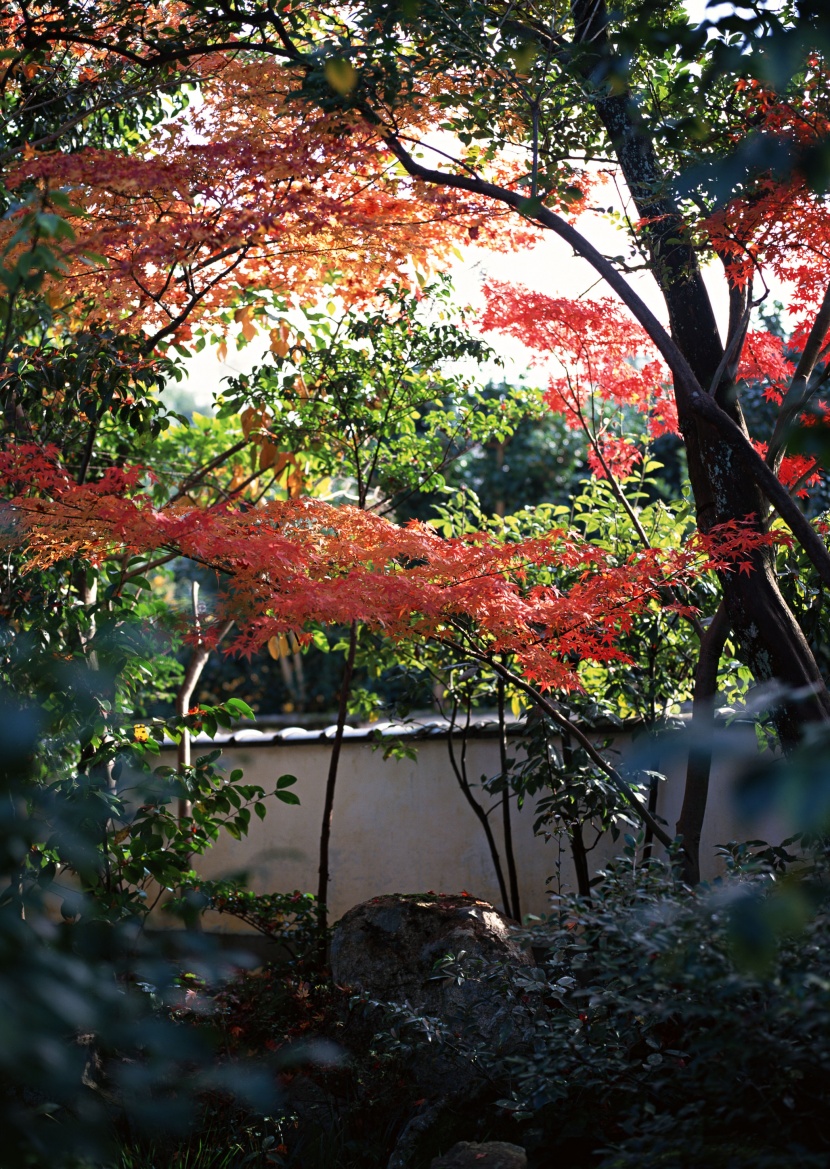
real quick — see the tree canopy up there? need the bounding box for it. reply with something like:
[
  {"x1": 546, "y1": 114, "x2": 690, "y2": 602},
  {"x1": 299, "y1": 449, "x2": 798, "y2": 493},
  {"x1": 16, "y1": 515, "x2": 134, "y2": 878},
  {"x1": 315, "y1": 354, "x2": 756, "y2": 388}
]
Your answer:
[{"x1": 2, "y1": 0, "x2": 830, "y2": 972}]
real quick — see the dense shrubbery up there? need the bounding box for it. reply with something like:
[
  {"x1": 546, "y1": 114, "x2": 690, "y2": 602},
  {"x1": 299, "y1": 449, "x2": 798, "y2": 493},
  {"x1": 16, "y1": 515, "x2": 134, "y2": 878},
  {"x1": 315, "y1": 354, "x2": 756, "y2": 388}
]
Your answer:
[
  {"x1": 290, "y1": 843, "x2": 830, "y2": 1168},
  {"x1": 505, "y1": 846, "x2": 830, "y2": 1167},
  {"x1": 5, "y1": 674, "x2": 829, "y2": 1169},
  {"x1": 99, "y1": 845, "x2": 830, "y2": 1169}
]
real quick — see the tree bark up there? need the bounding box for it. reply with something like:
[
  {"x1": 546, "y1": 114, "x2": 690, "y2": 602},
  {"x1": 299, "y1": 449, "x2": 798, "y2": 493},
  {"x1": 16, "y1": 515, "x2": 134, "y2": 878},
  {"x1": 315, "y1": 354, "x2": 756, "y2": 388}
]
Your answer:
[
  {"x1": 676, "y1": 601, "x2": 730, "y2": 885},
  {"x1": 497, "y1": 675, "x2": 521, "y2": 921},
  {"x1": 570, "y1": 0, "x2": 830, "y2": 741},
  {"x1": 569, "y1": 822, "x2": 592, "y2": 900},
  {"x1": 316, "y1": 621, "x2": 358, "y2": 945},
  {"x1": 446, "y1": 694, "x2": 512, "y2": 915},
  {"x1": 176, "y1": 582, "x2": 233, "y2": 818}
]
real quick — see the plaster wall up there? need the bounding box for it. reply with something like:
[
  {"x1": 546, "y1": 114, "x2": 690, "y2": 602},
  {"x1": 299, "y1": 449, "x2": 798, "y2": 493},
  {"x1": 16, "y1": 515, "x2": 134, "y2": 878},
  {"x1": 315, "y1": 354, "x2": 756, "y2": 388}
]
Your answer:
[{"x1": 170, "y1": 719, "x2": 781, "y2": 932}]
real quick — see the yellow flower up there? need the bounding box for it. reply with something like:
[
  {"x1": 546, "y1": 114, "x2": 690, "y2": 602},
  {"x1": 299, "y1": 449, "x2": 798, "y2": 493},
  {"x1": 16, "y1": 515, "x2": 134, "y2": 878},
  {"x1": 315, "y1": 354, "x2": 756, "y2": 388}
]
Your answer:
[{"x1": 133, "y1": 724, "x2": 150, "y2": 743}]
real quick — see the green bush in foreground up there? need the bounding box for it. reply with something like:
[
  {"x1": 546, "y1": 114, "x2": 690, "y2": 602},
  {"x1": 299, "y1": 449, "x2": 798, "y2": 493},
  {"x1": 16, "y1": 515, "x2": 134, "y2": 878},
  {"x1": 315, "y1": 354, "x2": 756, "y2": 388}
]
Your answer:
[{"x1": 502, "y1": 844, "x2": 830, "y2": 1168}]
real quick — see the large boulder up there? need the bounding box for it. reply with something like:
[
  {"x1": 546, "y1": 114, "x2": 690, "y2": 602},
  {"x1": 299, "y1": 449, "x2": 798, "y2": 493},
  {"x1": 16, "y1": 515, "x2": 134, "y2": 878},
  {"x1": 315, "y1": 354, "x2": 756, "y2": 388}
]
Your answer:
[
  {"x1": 331, "y1": 893, "x2": 531, "y2": 998},
  {"x1": 431, "y1": 1142, "x2": 528, "y2": 1169},
  {"x1": 331, "y1": 893, "x2": 535, "y2": 1080}
]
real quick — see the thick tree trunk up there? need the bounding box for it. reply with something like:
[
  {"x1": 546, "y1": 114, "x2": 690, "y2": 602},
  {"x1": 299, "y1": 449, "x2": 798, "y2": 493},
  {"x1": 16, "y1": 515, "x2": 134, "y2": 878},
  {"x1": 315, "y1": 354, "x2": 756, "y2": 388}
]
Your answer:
[
  {"x1": 582, "y1": 79, "x2": 830, "y2": 742},
  {"x1": 674, "y1": 315, "x2": 830, "y2": 742}
]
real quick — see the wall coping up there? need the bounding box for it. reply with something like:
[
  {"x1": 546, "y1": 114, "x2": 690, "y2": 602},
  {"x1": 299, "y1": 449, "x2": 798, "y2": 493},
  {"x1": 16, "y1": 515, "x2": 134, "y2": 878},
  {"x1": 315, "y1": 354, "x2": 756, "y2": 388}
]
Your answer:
[{"x1": 165, "y1": 707, "x2": 755, "y2": 751}]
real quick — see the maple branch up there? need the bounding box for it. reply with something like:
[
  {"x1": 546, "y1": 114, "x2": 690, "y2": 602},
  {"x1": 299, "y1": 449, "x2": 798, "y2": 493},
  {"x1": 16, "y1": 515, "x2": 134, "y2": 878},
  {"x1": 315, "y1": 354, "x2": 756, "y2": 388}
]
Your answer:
[
  {"x1": 379, "y1": 135, "x2": 830, "y2": 590},
  {"x1": 379, "y1": 132, "x2": 703, "y2": 395},
  {"x1": 767, "y1": 282, "x2": 830, "y2": 470},
  {"x1": 167, "y1": 437, "x2": 250, "y2": 506},
  {"x1": 24, "y1": 25, "x2": 289, "y2": 69},
  {"x1": 390, "y1": 134, "x2": 486, "y2": 182},
  {"x1": 121, "y1": 551, "x2": 178, "y2": 585},
  {"x1": 144, "y1": 247, "x2": 252, "y2": 352},
  {"x1": 705, "y1": 302, "x2": 751, "y2": 399},
  {"x1": 442, "y1": 637, "x2": 675, "y2": 851},
  {"x1": 262, "y1": 10, "x2": 305, "y2": 61},
  {"x1": 725, "y1": 267, "x2": 753, "y2": 376},
  {"x1": 580, "y1": 416, "x2": 705, "y2": 641}
]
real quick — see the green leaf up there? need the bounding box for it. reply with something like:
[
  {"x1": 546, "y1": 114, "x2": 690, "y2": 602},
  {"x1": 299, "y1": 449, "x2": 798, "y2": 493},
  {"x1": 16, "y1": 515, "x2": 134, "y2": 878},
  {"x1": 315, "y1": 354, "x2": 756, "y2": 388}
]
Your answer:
[
  {"x1": 276, "y1": 774, "x2": 298, "y2": 789},
  {"x1": 516, "y1": 196, "x2": 545, "y2": 218},
  {"x1": 276, "y1": 791, "x2": 301, "y2": 806},
  {"x1": 311, "y1": 629, "x2": 330, "y2": 652},
  {"x1": 225, "y1": 697, "x2": 255, "y2": 720},
  {"x1": 324, "y1": 58, "x2": 358, "y2": 95}
]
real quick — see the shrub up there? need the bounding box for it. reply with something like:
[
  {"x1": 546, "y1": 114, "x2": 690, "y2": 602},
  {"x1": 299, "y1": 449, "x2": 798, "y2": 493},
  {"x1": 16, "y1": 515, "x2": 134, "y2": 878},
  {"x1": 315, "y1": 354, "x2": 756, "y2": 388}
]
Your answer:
[{"x1": 502, "y1": 845, "x2": 830, "y2": 1167}]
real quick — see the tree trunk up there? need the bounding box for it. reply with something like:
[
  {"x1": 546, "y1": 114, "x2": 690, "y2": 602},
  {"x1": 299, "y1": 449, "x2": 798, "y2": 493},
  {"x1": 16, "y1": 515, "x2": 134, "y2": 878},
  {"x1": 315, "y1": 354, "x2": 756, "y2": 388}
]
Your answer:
[
  {"x1": 569, "y1": 822, "x2": 592, "y2": 900},
  {"x1": 316, "y1": 621, "x2": 358, "y2": 946},
  {"x1": 579, "y1": 69, "x2": 830, "y2": 741},
  {"x1": 176, "y1": 584, "x2": 233, "y2": 820},
  {"x1": 497, "y1": 675, "x2": 521, "y2": 921},
  {"x1": 676, "y1": 601, "x2": 730, "y2": 885},
  {"x1": 446, "y1": 694, "x2": 512, "y2": 915}
]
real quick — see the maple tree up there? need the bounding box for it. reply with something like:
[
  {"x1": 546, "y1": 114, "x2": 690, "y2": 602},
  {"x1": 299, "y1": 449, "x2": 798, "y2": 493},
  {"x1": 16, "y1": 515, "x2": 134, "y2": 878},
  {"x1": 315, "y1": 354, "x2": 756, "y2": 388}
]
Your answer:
[
  {"x1": 0, "y1": 432, "x2": 791, "y2": 861},
  {"x1": 5, "y1": 0, "x2": 830, "y2": 891}
]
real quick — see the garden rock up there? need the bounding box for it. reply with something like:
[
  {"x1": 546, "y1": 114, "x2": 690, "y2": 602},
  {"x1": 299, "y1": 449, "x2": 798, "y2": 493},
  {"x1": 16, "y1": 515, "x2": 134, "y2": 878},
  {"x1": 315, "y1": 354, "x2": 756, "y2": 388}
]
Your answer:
[
  {"x1": 331, "y1": 893, "x2": 536, "y2": 1093},
  {"x1": 430, "y1": 1141, "x2": 528, "y2": 1169}
]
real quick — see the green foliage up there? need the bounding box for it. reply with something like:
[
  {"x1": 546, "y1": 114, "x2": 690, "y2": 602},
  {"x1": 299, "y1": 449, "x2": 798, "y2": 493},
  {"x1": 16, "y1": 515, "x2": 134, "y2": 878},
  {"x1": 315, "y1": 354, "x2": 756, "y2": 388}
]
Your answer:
[
  {"x1": 182, "y1": 883, "x2": 319, "y2": 963},
  {"x1": 500, "y1": 848, "x2": 830, "y2": 1167},
  {"x1": 300, "y1": 843, "x2": 829, "y2": 1166},
  {"x1": 399, "y1": 383, "x2": 589, "y2": 523},
  {"x1": 0, "y1": 26, "x2": 190, "y2": 165},
  {"x1": 215, "y1": 278, "x2": 532, "y2": 512},
  {"x1": 412, "y1": 469, "x2": 718, "y2": 730},
  {"x1": 0, "y1": 685, "x2": 279, "y2": 1169},
  {"x1": 511, "y1": 707, "x2": 636, "y2": 841}
]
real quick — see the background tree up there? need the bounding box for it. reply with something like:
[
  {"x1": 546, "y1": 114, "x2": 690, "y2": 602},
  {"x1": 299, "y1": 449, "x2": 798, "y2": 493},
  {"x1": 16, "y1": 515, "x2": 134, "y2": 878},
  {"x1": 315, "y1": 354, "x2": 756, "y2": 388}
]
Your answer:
[{"x1": 210, "y1": 278, "x2": 534, "y2": 932}]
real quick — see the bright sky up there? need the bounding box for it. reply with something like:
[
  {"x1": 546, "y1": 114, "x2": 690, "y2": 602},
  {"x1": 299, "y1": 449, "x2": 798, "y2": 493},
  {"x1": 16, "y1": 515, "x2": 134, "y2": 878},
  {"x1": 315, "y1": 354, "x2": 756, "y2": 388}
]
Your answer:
[{"x1": 176, "y1": 202, "x2": 734, "y2": 414}]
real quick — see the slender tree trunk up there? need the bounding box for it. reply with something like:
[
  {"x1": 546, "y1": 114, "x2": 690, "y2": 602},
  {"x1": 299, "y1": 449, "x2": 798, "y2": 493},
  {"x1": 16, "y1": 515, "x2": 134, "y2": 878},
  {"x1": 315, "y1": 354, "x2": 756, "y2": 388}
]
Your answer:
[
  {"x1": 497, "y1": 675, "x2": 521, "y2": 921},
  {"x1": 641, "y1": 771, "x2": 660, "y2": 866},
  {"x1": 561, "y1": 731, "x2": 593, "y2": 897},
  {"x1": 676, "y1": 601, "x2": 730, "y2": 885},
  {"x1": 176, "y1": 583, "x2": 233, "y2": 819},
  {"x1": 291, "y1": 636, "x2": 307, "y2": 708},
  {"x1": 446, "y1": 695, "x2": 512, "y2": 914},
  {"x1": 569, "y1": 822, "x2": 592, "y2": 900},
  {"x1": 316, "y1": 620, "x2": 358, "y2": 945}
]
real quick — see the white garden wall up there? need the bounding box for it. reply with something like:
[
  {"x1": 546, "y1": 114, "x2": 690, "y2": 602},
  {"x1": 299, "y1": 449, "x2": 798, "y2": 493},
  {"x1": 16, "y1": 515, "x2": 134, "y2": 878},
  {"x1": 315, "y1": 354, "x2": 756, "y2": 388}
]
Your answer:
[{"x1": 168, "y1": 716, "x2": 784, "y2": 932}]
